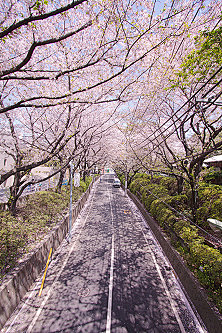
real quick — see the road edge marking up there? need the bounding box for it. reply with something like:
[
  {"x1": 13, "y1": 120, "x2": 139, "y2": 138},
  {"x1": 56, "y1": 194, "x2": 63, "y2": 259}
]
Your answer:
[
  {"x1": 26, "y1": 184, "x2": 96, "y2": 333},
  {"x1": 106, "y1": 186, "x2": 115, "y2": 333}
]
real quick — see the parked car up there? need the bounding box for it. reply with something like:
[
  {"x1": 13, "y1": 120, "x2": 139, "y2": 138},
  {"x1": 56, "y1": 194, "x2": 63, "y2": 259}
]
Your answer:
[{"x1": 113, "y1": 178, "x2": 121, "y2": 188}]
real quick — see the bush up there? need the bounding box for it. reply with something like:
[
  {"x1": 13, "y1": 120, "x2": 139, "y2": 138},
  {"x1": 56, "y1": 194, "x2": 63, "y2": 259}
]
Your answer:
[
  {"x1": 0, "y1": 212, "x2": 27, "y2": 277},
  {"x1": 79, "y1": 176, "x2": 92, "y2": 192},
  {"x1": 0, "y1": 177, "x2": 92, "y2": 280},
  {"x1": 160, "y1": 177, "x2": 178, "y2": 195},
  {"x1": 129, "y1": 177, "x2": 150, "y2": 195},
  {"x1": 190, "y1": 242, "x2": 222, "y2": 287},
  {"x1": 129, "y1": 171, "x2": 222, "y2": 312},
  {"x1": 141, "y1": 184, "x2": 168, "y2": 210},
  {"x1": 203, "y1": 169, "x2": 222, "y2": 185},
  {"x1": 197, "y1": 183, "x2": 222, "y2": 225},
  {"x1": 165, "y1": 194, "x2": 188, "y2": 210},
  {"x1": 196, "y1": 206, "x2": 209, "y2": 228},
  {"x1": 134, "y1": 173, "x2": 150, "y2": 180},
  {"x1": 150, "y1": 202, "x2": 178, "y2": 228},
  {"x1": 211, "y1": 199, "x2": 222, "y2": 221},
  {"x1": 150, "y1": 199, "x2": 166, "y2": 218},
  {"x1": 119, "y1": 174, "x2": 125, "y2": 185}
]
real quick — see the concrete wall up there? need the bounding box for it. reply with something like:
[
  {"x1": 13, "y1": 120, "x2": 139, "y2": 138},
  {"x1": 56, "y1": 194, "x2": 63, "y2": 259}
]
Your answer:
[
  {"x1": 0, "y1": 179, "x2": 95, "y2": 330},
  {"x1": 128, "y1": 190, "x2": 222, "y2": 333}
]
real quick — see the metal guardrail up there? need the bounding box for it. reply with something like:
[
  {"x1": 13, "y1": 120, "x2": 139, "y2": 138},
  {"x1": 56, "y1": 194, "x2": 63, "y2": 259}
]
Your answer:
[
  {"x1": 0, "y1": 179, "x2": 58, "y2": 203},
  {"x1": 0, "y1": 188, "x2": 10, "y2": 203}
]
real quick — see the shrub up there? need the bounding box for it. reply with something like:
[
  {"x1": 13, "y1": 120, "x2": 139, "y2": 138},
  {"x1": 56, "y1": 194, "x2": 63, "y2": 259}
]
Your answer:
[
  {"x1": 77, "y1": 176, "x2": 92, "y2": 193},
  {"x1": 141, "y1": 184, "x2": 168, "y2": 210},
  {"x1": 0, "y1": 177, "x2": 92, "y2": 280},
  {"x1": 0, "y1": 212, "x2": 27, "y2": 277},
  {"x1": 129, "y1": 178, "x2": 150, "y2": 195},
  {"x1": 160, "y1": 177, "x2": 178, "y2": 195},
  {"x1": 165, "y1": 194, "x2": 188, "y2": 210},
  {"x1": 196, "y1": 206, "x2": 209, "y2": 228},
  {"x1": 173, "y1": 219, "x2": 192, "y2": 234},
  {"x1": 129, "y1": 172, "x2": 222, "y2": 312},
  {"x1": 203, "y1": 169, "x2": 222, "y2": 185},
  {"x1": 150, "y1": 175, "x2": 163, "y2": 185},
  {"x1": 211, "y1": 199, "x2": 222, "y2": 221},
  {"x1": 177, "y1": 225, "x2": 202, "y2": 245},
  {"x1": 150, "y1": 199, "x2": 167, "y2": 220},
  {"x1": 134, "y1": 173, "x2": 150, "y2": 180},
  {"x1": 189, "y1": 242, "x2": 222, "y2": 287},
  {"x1": 197, "y1": 183, "x2": 222, "y2": 225},
  {"x1": 151, "y1": 202, "x2": 178, "y2": 228},
  {"x1": 23, "y1": 190, "x2": 69, "y2": 226},
  {"x1": 119, "y1": 174, "x2": 125, "y2": 185}
]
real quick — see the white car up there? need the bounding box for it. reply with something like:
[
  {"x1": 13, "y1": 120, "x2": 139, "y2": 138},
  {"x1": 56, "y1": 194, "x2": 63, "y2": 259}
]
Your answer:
[{"x1": 113, "y1": 178, "x2": 121, "y2": 188}]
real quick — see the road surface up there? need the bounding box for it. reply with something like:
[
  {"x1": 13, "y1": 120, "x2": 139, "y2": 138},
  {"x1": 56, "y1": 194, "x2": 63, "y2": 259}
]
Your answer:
[{"x1": 2, "y1": 174, "x2": 207, "y2": 333}]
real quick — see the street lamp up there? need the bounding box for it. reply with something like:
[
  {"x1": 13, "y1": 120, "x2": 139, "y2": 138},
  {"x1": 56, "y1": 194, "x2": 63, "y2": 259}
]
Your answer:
[
  {"x1": 69, "y1": 160, "x2": 74, "y2": 242},
  {"x1": 125, "y1": 165, "x2": 127, "y2": 195}
]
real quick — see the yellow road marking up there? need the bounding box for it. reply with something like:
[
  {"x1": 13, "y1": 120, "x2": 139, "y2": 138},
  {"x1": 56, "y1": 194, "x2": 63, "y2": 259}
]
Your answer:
[{"x1": 39, "y1": 248, "x2": 52, "y2": 296}]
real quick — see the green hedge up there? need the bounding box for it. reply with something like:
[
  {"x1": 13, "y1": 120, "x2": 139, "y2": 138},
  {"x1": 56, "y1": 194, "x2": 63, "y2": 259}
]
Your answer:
[
  {"x1": 203, "y1": 169, "x2": 222, "y2": 185},
  {"x1": 129, "y1": 172, "x2": 222, "y2": 312},
  {"x1": 129, "y1": 177, "x2": 150, "y2": 195},
  {"x1": 197, "y1": 183, "x2": 222, "y2": 226},
  {"x1": 159, "y1": 177, "x2": 178, "y2": 195},
  {"x1": 141, "y1": 185, "x2": 169, "y2": 211}
]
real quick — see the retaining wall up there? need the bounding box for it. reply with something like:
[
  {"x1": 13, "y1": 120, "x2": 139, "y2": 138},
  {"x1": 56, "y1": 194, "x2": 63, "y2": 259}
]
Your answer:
[
  {"x1": 128, "y1": 189, "x2": 222, "y2": 333},
  {"x1": 0, "y1": 179, "x2": 95, "y2": 330}
]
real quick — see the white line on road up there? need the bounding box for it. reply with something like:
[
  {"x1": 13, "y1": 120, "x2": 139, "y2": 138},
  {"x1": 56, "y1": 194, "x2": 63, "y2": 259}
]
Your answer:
[
  {"x1": 106, "y1": 185, "x2": 115, "y2": 333},
  {"x1": 130, "y1": 208, "x2": 186, "y2": 333},
  {"x1": 25, "y1": 184, "x2": 96, "y2": 333},
  {"x1": 3, "y1": 276, "x2": 43, "y2": 333}
]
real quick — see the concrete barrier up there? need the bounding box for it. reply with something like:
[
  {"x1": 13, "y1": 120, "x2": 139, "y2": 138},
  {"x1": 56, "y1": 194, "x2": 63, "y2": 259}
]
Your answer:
[
  {"x1": 128, "y1": 189, "x2": 222, "y2": 333},
  {"x1": 0, "y1": 180, "x2": 95, "y2": 330}
]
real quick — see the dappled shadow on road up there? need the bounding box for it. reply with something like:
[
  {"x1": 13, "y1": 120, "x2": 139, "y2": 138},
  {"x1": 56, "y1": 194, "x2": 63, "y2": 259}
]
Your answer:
[
  {"x1": 109, "y1": 187, "x2": 199, "y2": 333},
  {"x1": 111, "y1": 250, "x2": 179, "y2": 333},
  {"x1": 4, "y1": 176, "x2": 200, "y2": 333},
  {"x1": 32, "y1": 252, "x2": 111, "y2": 332},
  {"x1": 28, "y1": 182, "x2": 114, "y2": 333}
]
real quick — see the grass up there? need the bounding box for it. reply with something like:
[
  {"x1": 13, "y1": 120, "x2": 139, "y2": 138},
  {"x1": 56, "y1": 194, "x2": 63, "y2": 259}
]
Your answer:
[{"x1": 0, "y1": 177, "x2": 91, "y2": 282}]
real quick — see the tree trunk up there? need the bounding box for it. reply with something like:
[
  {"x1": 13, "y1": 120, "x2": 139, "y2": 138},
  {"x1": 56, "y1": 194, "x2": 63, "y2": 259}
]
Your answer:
[
  {"x1": 8, "y1": 171, "x2": 21, "y2": 216},
  {"x1": 190, "y1": 178, "x2": 199, "y2": 223},
  {"x1": 56, "y1": 169, "x2": 66, "y2": 193},
  {"x1": 177, "y1": 176, "x2": 184, "y2": 195},
  {"x1": 83, "y1": 170, "x2": 87, "y2": 182}
]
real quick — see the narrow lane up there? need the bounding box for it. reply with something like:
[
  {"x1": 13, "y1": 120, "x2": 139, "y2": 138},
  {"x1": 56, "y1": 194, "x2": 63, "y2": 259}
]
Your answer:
[{"x1": 2, "y1": 174, "x2": 207, "y2": 333}]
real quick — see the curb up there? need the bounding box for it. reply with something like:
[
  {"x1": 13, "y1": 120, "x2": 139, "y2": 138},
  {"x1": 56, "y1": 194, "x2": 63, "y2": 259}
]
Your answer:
[
  {"x1": 0, "y1": 180, "x2": 95, "y2": 330},
  {"x1": 127, "y1": 189, "x2": 222, "y2": 333}
]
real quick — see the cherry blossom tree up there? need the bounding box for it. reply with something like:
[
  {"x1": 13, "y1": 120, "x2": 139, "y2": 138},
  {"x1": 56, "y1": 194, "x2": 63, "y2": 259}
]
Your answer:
[
  {"x1": 126, "y1": 23, "x2": 222, "y2": 222},
  {"x1": 2, "y1": 0, "x2": 221, "y2": 115},
  {"x1": 1, "y1": 0, "x2": 222, "y2": 216}
]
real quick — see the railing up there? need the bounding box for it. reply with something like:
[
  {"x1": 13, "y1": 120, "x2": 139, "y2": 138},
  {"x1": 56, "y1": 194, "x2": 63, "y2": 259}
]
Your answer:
[{"x1": 0, "y1": 179, "x2": 58, "y2": 203}]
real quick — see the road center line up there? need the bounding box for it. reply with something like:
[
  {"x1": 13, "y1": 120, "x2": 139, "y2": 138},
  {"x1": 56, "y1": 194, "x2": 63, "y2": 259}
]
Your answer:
[{"x1": 106, "y1": 186, "x2": 115, "y2": 333}]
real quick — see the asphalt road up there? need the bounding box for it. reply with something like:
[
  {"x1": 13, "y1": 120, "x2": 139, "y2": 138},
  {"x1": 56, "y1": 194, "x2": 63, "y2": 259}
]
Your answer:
[{"x1": 2, "y1": 174, "x2": 207, "y2": 333}]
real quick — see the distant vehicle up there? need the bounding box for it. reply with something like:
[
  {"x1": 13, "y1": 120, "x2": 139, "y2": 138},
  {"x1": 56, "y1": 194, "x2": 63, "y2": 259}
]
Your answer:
[{"x1": 113, "y1": 178, "x2": 121, "y2": 188}]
